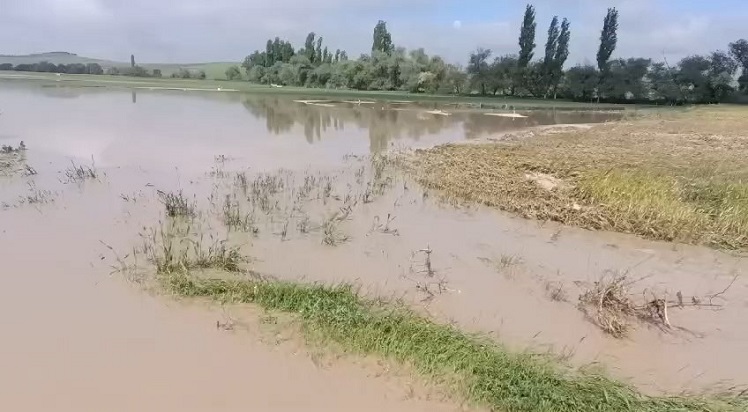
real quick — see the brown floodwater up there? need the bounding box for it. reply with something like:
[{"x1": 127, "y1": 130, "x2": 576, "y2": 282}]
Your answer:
[{"x1": 1, "y1": 82, "x2": 745, "y2": 410}]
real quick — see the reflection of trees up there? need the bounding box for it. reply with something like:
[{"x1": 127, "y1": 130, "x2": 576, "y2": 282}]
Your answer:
[
  {"x1": 241, "y1": 97, "x2": 463, "y2": 152},
  {"x1": 37, "y1": 86, "x2": 85, "y2": 99},
  {"x1": 240, "y1": 97, "x2": 622, "y2": 152},
  {"x1": 242, "y1": 97, "x2": 297, "y2": 135}
]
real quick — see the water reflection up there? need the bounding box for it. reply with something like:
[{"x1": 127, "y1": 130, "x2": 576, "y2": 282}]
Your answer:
[
  {"x1": 0, "y1": 82, "x2": 623, "y2": 172},
  {"x1": 240, "y1": 96, "x2": 621, "y2": 152}
]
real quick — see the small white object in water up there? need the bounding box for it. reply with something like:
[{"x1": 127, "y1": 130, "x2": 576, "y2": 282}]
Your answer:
[
  {"x1": 484, "y1": 113, "x2": 528, "y2": 118},
  {"x1": 425, "y1": 110, "x2": 451, "y2": 116}
]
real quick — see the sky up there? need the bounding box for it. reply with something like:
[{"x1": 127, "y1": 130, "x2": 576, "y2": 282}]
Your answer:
[{"x1": 0, "y1": 0, "x2": 745, "y2": 65}]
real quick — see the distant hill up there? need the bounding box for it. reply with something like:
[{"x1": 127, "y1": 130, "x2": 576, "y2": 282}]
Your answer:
[
  {"x1": 0, "y1": 52, "x2": 239, "y2": 80},
  {"x1": 0, "y1": 52, "x2": 118, "y2": 67}
]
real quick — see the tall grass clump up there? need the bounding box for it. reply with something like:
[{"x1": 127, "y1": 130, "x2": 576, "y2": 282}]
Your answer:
[
  {"x1": 157, "y1": 190, "x2": 197, "y2": 218},
  {"x1": 141, "y1": 222, "x2": 247, "y2": 275},
  {"x1": 222, "y1": 194, "x2": 259, "y2": 234}
]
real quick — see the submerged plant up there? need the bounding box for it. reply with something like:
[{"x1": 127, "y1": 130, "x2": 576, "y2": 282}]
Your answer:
[
  {"x1": 157, "y1": 190, "x2": 197, "y2": 218},
  {"x1": 18, "y1": 181, "x2": 54, "y2": 205},
  {"x1": 222, "y1": 194, "x2": 258, "y2": 234},
  {"x1": 142, "y1": 222, "x2": 247, "y2": 275},
  {"x1": 62, "y1": 159, "x2": 99, "y2": 183},
  {"x1": 321, "y1": 216, "x2": 349, "y2": 246}
]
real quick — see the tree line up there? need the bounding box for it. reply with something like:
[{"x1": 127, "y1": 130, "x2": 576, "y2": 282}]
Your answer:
[
  {"x1": 0, "y1": 61, "x2": 105, "y2": 75},
  {"x1": 471, "y1": 5, "x2": 748, "y2": 104},
  {"x1": 241, "y1": 21, "x2": 467, "y2": 93},
  {"x1": 240, "y1": 6, "x2": 748, "y2": 104},
  {"x1": 0, "y1": 54, "x2": 208, "y2": 80}
]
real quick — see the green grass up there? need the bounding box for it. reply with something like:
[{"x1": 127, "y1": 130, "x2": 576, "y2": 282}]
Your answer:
[
  {"x1": 0, "y1": 70, "x2": 627, "y2": 110},
  {"x1": 159, "y1": 271, "x2": 746, "y2": 412},
  {"x1": 576, "y1": 171, "x2": 748, "y2": 248}
]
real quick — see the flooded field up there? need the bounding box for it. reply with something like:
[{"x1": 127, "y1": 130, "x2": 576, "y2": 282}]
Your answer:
[{"x1": 1, "y1": 83, "x2": 746, "y2": 410}]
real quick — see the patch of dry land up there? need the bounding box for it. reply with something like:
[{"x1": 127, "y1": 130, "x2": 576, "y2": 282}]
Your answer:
[{"x1": 406, "y1": 106, "x2": 748, "y2": 250}]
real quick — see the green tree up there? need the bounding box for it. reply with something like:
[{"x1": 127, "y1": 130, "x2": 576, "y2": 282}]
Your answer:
[
  {"x1": 597, "y1": 8, "x2": 619, "y2": 73},
  {"x1": 441, "y1": 64, "x2": 468, "y2": 94},
  {"x1": 728, "y1": 39, "x2": 748, "y2": 92},
  {"x1": 599, "y1": 58, "x2": 651, "y2": 101},
  {"x1": 677, "y1": 55, "x2": 711, "y2": 103},
  {"x1": 309, "y1": 63, "x2": 334, "y2": 87},
  {"x1": 305, "y1": 32, "x2": 316, "y2": 63},
  {"x1": 487, "y1": 55, "x2": 519, "y2": 95},
  {"x1": 225, "y1": 65, "x2": 242, "y2": 80},
  {"x1": 246, "y1": 65, "x2": 266, "y2": 83},
  {"x1": 346, "y1": 59, "x2": 374, "y2": 90},
  {"x1": 708, "y1": 50, "x2": 738, "y2": 101},
  {"x1": 729, "y1": 39, "x2": 748, "y2": 69},
  {"x1": 564, "y1": 65, "x2": 599, "y2": 101},
  {"x1": 528, "y1": 62, "x2": 552, "y2": 97},
  {"x1": 66, "y1": 63, "x2": 87, "y2": 74},
  {"x1": 549, "y1": 18, "x2": 571, "y2": 98},
  {"x1": 541, "y1": 16, "x2": 560, "y2": 97},
  {"x1": 316, "y1": 37, "x2": 324, "y2": 65},
  {"x1": 516, "y1": 4, "x2": 537, "y2": 94},
  {"x1": 372, "y1": 20, "x2": 394, "y2": 54},
  {"x1": 289, "y1": 54, "x2": 313, "y2": 85},
  {"x1": 152, "y1": 69, "x2": 162, "y2": 78},
  {"x1": 467, "y1": 48, "x2": 492, "y2": 95},
  {"x1": 177, "y1": 68, "x2": 192, "y2": 79},
  {"x1": 596, "y1": 8, "x2": 619, "y2": 102},
  {"x1": 517, "y1": 4, "x2": 537, "y2": 68},
  {"x1": 86, "y1": 63, "x2": 104, "y2": 75},
  {"x1": 648, "y1": 62, "x2": 682, "y2": 104}
]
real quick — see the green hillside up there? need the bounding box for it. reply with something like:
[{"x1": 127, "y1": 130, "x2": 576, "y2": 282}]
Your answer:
[
  {"x1": 0, "y1": 52, "x2": 239, "y2": 80},
  {"x1": 0, "y1": 52, "x2": 115, "y2": 66}
]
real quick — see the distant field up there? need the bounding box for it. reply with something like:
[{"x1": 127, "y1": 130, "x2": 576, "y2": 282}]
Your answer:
[
  {"x1": 0, "y1": 70, "x2": 628, "y2": 110},
  {"x1": 0, "y1": 52, "x2": 239, "y2": 80}
]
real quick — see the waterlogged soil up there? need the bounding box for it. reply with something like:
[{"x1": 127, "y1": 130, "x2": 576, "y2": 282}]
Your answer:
[{"x1": 1, "y1": 83, "x2": 745, "y2": 409}]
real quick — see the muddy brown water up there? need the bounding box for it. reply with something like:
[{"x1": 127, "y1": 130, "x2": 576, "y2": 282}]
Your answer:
[{"x1": 1, "y1": 83, "x2": 745, "y2": 410}]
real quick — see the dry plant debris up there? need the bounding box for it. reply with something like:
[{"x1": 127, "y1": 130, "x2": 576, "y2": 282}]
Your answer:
[
  {"x1": 578, "y1": 271, "x2": 735, "y2": 338},
  {"x1": 404, "y1": 106, "x2": 748, "y2": 250}
]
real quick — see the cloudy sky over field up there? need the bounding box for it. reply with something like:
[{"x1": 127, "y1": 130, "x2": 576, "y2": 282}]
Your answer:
[{"x1": 0, "y1": 0, "x2": 745, "y2": 65}]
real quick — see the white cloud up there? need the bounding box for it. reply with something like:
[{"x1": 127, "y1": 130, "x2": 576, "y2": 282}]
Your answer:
[{"x1": 0, "y1": 0, "x2": 744, "y2": 65}]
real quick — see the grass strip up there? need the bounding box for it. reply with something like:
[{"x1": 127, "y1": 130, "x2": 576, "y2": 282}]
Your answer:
[{"x1": 162, "y1": 273, "x2": 746, "y2": 412}]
